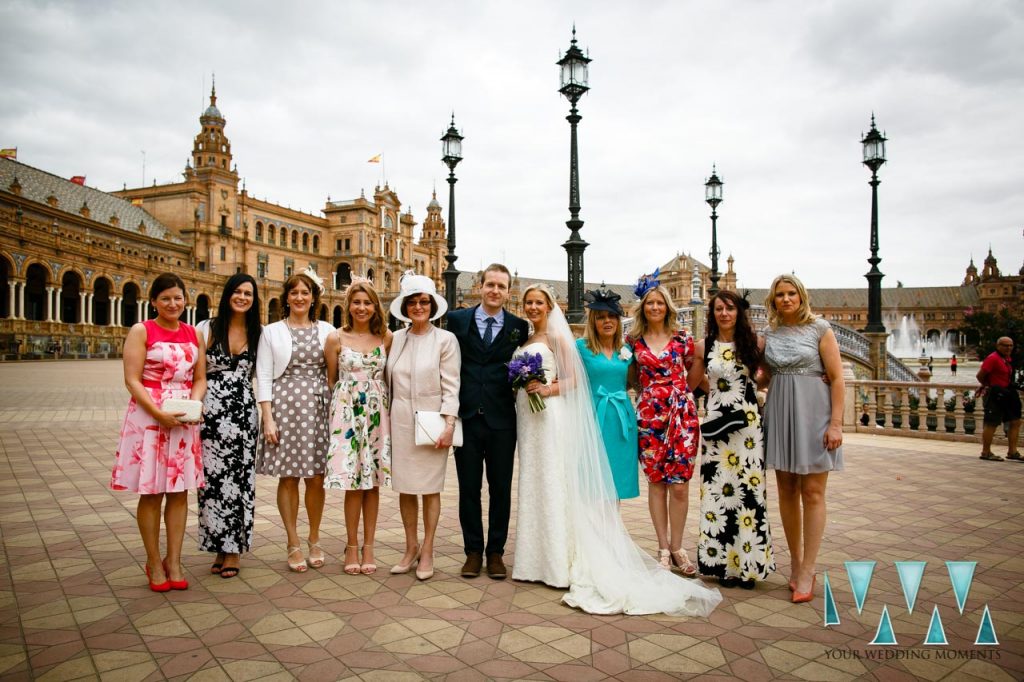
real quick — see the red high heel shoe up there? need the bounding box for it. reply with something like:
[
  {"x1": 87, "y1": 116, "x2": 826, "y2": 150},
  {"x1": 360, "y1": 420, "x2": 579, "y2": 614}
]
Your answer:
[
  {"x1": 145, "y1": 564, "x2": 171, "y2": 592},
  {"x1": 792, "y1": 575, "x2": 816, "y2": 604},
  {"x1": 162, "y1": 559, "x2": 189, "y2": 590}
]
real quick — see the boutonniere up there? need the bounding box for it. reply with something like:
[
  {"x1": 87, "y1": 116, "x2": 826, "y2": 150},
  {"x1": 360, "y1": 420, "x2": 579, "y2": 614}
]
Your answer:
[
  {"x1": 509, "y1": 328, "x2": 522, "y2": 345},
  {"x1": 618, "y1": 345, "x2": 632, "y2": 361}
]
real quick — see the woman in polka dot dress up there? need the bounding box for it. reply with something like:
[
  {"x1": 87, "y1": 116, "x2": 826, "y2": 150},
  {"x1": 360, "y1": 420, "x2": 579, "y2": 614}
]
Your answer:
[{"x1": 255, "y1": 271, "x2": 335, "y2": 572}]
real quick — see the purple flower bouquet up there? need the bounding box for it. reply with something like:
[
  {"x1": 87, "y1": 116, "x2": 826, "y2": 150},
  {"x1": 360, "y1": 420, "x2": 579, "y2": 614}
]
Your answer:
[{"x1": 507, "y1": 351, "x2": 547, "y2": 413}]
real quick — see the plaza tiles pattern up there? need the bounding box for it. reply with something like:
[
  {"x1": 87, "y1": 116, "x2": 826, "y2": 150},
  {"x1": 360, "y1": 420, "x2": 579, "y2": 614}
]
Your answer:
[{"x1": 0, "y1": 360, "x2": 1021, "y2": 681}]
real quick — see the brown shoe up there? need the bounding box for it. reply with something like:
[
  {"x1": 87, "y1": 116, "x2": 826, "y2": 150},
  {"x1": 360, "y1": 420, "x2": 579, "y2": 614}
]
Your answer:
[
  {"x1": 486, "y1": 553, "x2": 507, "y2": 580},
  {"x1": 461, "y1": 552, "x2": 483, "y2": 578}
]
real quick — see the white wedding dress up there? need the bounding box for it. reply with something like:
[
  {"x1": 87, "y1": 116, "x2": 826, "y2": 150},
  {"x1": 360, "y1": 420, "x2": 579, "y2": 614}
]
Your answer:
[
  {"x1": 513, "y1": 343, "x2": 571, "y2": 587},
  {"x1": 511, "y1": 311, "x2": 723, "y2": 617}
]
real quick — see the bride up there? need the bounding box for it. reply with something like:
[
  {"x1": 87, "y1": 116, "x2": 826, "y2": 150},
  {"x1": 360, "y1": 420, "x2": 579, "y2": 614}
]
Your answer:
[{"x1": 512, "y1": 283, "x2": 722, "y2": 617}]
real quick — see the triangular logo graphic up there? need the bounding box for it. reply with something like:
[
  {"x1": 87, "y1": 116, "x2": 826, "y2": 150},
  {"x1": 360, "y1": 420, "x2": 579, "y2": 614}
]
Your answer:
[
  {"x1": 894, "y1": 561, "x2": 926, "y2": 614},
  {"x1": 924, "y1": 605, "x2": 948, "y2": 645},
  {"x1": 845, "y1": 561, "x2": 876, "y2": 614},
  {"x1": 975, "y1": 605, "x2": 999, "y2": 645},
  {"x1": 869, "y1": 605, "x2": 898, "y2": 645},
  {"x1": 823, "y1": 571, "x2": 840, "y2": 626},
  {"x1": 946, "y1": 561, "x2": 976, "y2": 614}
]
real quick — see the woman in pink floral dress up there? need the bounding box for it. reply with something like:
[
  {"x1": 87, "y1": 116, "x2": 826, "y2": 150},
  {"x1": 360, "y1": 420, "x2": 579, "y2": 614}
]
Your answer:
[
  {"x1": 627, "y1": 273, "x2": 700, "y2": 577},
  {"x1": 111, "y1": 273, "x2": 206, "y2": 592}
]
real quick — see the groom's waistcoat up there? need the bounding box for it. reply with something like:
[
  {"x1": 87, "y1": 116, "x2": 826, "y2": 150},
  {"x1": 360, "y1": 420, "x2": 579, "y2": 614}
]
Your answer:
[{"x1": 447, "y1": 306, "x2": 529, "y2": 430}]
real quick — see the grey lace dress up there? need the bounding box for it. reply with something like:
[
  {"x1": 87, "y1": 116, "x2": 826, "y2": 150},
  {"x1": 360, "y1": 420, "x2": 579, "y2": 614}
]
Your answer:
[{"x1": 763, "y1": 318, "x2": 844, "y2": 474}]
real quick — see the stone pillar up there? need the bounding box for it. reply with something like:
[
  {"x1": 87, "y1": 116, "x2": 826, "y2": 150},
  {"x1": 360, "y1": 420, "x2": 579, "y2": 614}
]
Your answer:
[
  {"x1": 86, "y1": 293, "x2": 94, "y2": 324},
  {"x1": 187, "y1": 306, "x2": 195, "y2": 325},
  {"x1": 112, "y1": 296, "x2": 121, "y2": 326},
  {"x1": 55, "y1": 288, "x2": 63, "y2": 322},
  {"x1": 16, "y1": 282, "x2": 25, "y2": 320},
  {"x1": 78, "y1": 292, "x2": 87, "y2": 324},
  {"x1": 842, "y1": 360, "x2": 856, "y2": 428},
  {"x1": 138, "y1": 301, "x2": 146, "y2": 321},
  {"x1": 865, "y1": 331, "x2": 888, "y2": 381},
  {"x1": 45, "y1": 286, "x2": 55, "y2": 321},
  {"x1": 7, "y1": 282, "x2": 16, "y2": 319}
]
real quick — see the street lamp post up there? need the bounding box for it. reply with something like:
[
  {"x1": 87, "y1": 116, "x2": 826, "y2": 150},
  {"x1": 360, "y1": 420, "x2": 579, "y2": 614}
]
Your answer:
[
  {"x1": 861, "y1": 114, "x2": 888, "y2": 379},
  {"x1": 704, "y1": 166, "x2": 723, "y2": 296},
  {"x1": 861, "y1": 115, "x2": 887, "y2": 333},
  {"x1": 557, "y1": 27, "x2": 591, "y2": 323},
  {"x1": 441, "y1": 115, "x2": 464, "y2": 313}
]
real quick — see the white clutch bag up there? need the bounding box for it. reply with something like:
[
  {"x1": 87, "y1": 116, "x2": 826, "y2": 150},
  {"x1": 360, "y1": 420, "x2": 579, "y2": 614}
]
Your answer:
[
  {"x1": 162, "y1": 398, "x2": 203, "y2": 423},
  {"x1": 415, "y1": 411, "x2": 463, "y2": 447}
]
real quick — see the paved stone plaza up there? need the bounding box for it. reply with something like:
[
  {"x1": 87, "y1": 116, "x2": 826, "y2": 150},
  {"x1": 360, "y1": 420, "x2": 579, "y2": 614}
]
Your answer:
[{"x1": 0, "y1": 360, "x2": 1021, "y2": 681}]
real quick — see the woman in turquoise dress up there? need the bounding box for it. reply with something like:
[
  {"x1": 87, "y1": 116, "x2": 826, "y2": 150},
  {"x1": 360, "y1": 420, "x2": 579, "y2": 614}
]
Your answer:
[{"x1": 576, "y1": 289, "x2": 639, "y2": 500}]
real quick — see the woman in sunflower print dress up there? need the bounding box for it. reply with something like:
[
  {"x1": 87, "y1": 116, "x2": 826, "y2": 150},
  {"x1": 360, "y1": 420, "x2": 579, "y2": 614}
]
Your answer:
[
  {"x1": 325, "y1": 280, "x2": 392, "y2": 575},
  {"x1": 688, "y1": 290, "x2": 774, "y2": 588},
  {"x1": 627, "y1": 275, "x2": 700, "y2": 576}
]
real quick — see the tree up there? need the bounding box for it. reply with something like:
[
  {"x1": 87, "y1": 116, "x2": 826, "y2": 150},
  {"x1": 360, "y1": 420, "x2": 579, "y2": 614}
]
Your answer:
[{"x1": 962, "y1": 306, "x2": 1024, "y2": 388}]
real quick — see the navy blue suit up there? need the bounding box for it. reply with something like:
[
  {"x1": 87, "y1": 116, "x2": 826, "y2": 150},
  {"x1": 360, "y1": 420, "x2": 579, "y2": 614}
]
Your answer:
[{"x1": 447, "y1": 305, "x2": 529, "y2": 556}]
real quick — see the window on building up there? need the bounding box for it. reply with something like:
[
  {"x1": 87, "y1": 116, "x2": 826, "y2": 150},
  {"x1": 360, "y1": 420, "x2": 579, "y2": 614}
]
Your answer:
[
  {"x1": 340, "y1": 216, "x2": 347, "y2": 224},
  {"x1": 199, "y1": 261, "x2": 207, "y2": 272},
  {"x1": 344, "y1": 238, "x2": 351, "y2": 251},
  {"x1": 284, "y1": 259, "x2": 294, "y2": 278},
  {"x1": 220, "y1": 246, "x2": 226, "y2": 261},
  {"x1": 255, "y1": 222, "x2": 264, "y2": 242},
  {"x1": 257, "y1": 260, "x2": 267, "y2": 278},
  {"x1": 312, "y1": 236, "x2": 319, "y2": 253},
  {"x1": 220, "y1": 215, "x2": 228, "y2": 235},
  {"x1": 302, "y1": 233, "x2": 309, "y2": 252},
  {"x1": 291, "y1": 231, "x2": 298, "y2": 249}
]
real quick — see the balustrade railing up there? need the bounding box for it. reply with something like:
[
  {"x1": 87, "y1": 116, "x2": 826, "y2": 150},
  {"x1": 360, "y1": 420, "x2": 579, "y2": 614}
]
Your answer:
[{"x1": 847, "y1": 379, "x2": 1009, "y2": 444}]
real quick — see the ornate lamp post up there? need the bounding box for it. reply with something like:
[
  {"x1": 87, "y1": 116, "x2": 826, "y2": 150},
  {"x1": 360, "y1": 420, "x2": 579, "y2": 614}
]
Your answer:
[
  {"x1": 441, "y1": 114, "x2": 464, "y2": 312},
  {"x1": 704, "y1": 166, "x2": 724, "y2": 296},
  {"x1": 861, "y1": 114, "x2": 888, "y2": 378},
  {"x1": 557, "y1": 27, "x2": 591, "y2": 322},
  {"x1": 861, "y1": 115, "x2": 887, "y2": 333}
]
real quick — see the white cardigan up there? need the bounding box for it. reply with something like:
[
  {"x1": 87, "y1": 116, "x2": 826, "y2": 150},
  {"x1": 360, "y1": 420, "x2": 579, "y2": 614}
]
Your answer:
[{"x1": 255, "y1": 320, "x2": 335, "y2": 402}]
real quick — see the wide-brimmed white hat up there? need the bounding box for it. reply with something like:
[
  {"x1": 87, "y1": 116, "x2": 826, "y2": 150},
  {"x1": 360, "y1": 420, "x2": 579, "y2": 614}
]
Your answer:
[{"x1": 389, "y1": 272, "x2": 448, "y2": 323}]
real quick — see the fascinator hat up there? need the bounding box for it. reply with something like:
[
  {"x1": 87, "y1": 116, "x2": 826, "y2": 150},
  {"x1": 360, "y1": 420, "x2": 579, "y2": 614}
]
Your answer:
[
  {"x1": 389, "y1": 270, "x2": 448, "y2": 322},
  {"x1": 633, "y1": 267, "x2": 661, "y2": 300},
  {"x1": 583, "y1": 288, "x2": 624, "y2": 316},
  {"x1": 300, "y1": 265, "x2": 325, "y2": 293}
]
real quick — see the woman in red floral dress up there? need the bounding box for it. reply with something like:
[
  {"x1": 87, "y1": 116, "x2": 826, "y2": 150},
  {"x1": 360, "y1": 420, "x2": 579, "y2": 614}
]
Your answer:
[{"x1": 628, "y1": 273, "x2": 700, "y2": 576}]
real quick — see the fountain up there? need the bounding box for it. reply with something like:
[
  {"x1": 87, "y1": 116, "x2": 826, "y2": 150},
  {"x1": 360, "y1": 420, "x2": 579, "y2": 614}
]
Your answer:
[{"x1": 886, "y1": 315, "x2": 955, "y2": 359}]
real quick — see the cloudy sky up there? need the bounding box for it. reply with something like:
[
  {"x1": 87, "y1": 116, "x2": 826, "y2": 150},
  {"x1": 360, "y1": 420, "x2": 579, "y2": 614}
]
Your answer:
[{"x1": 2, "y1": 0, "x2": 1022, "y2": 289}]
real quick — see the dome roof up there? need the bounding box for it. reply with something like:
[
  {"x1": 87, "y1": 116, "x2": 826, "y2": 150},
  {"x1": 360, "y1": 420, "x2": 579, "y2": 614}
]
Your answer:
[
  {"x1": 203, "y1": 104, "x2": 223, "y2": 120},
  {"x1": 427, "y1": 190, "x2": 441, "y2": 210}
]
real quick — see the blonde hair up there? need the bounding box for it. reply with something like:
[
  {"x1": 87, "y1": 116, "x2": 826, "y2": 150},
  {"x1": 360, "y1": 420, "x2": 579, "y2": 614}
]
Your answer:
[
  {"x1": 630, "y1": 286, "x2": 679, "y2": 338},
  {"x1": 583, "y1": 307, "x2": 623, "y2": 354},
  {"x1": 342, "y1": 281, "x2": 386, "y2": 337},
  {"x1": 522, "y1": 283, "x2": 557, "y2": 313},
  {"x1": 765, "y1": 273, "x2": 816, "y2": 327}
]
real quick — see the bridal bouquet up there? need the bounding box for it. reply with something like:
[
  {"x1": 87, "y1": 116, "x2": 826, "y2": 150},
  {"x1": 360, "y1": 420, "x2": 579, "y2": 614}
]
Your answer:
[{"x1": 507, "y1": 352, "x2": 547, "y2": 413}]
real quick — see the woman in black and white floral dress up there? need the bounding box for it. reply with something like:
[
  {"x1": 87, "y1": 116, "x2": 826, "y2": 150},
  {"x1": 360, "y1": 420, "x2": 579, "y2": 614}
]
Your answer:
[
  {"x1": 688, "y1": 290, "x2": 774, "y2": 589},
  {"x1": 196, "y1": 273, "x2": 263, "y2": 579}
]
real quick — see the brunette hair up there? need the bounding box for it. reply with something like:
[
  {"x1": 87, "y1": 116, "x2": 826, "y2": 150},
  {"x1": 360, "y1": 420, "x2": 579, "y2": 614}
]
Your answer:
[
  {"x1": 280, "y1": 273, "x2": 320, "y2": 321},
  {"x1": 342, "y1": 281, "x2": 386, "y2": 336},
  {"x1": 400, "y1": 294, "x2": 439, "y2": 319},
  {"x1": 765, "y1": 273, "x2": 816, "y2": 328},
  {"x1": 630, "y1": 285, "x2": 679, "y2": 339},
  {"x1": 705, "y1": 290, "x2": 760, "y2": 373},
  {"x1": 149, "y1": 273, "x2": 186, "y2": 302},
  {"x1": 209, "y1": 273, "x2": 262, "y2": 365},
  {"x1": 480, "y1": 263, "x2": 512, "y2": 286},
  {"x1": 583, "y1": 307, "x2": 623, "y2": 355}
]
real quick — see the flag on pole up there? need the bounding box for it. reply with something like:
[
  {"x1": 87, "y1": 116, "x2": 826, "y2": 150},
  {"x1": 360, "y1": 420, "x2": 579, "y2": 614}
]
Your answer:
[
  {"x1": 70, "y1": 176, "x2": 86, "y2": 185},
  {"x1": 0, "y1": 148, "x2": 16, "y2": 159},
  {"x1": 367, "y1": 154, "x2": 382, "y2": 163}
]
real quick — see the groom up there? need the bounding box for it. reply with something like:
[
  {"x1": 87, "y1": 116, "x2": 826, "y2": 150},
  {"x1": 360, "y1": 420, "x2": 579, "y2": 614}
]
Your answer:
[{"x1": 447, "y1": 263, "x2": 529, "y2": 579}]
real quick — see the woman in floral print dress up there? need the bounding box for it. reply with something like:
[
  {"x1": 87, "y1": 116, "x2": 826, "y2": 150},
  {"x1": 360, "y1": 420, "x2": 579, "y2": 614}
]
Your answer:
[
  {"x1": 688, "y1": 290, "x2": 774, "y2": 589},
  {"x1": 325, "y1": 279, "x2": 392, "y2": 575},
  {"x1": 111, "y1": 273, "x2": 206, "y2": 592},
  {"x1": 195, "y1": 273, "x2": 262, "y2": 579},
  {"x1": 627, "y1": 274, "x2": 700, "y2": 576}
]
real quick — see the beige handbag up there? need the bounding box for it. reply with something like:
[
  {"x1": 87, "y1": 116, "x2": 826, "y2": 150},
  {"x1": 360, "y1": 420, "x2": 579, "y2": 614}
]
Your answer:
[
  {"x1": 415, "y1": 410, "x2": 464, "y2": 447},
  {"x1": 162, "y1": 398, "x2": 203, "y2": 423}
]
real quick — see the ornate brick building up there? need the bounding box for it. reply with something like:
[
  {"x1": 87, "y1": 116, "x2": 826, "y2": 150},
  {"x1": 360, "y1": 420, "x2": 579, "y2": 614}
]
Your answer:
[{"x1": 0, "y1": 86, "x2": 448, "y2": 357}]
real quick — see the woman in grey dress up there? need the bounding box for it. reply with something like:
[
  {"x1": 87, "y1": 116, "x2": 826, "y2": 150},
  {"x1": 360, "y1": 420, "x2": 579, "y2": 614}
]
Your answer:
[
  {"x1": 256, "y1": 270, "x2": 335, "y2": 572},
  {"x1": 762, "y1": 274, "x2": 844, "y2": 604}
]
